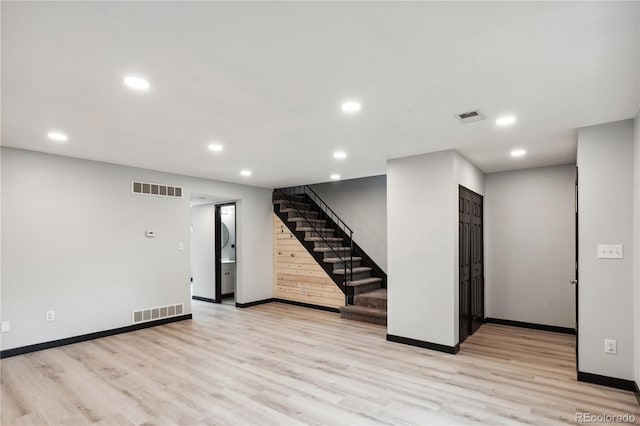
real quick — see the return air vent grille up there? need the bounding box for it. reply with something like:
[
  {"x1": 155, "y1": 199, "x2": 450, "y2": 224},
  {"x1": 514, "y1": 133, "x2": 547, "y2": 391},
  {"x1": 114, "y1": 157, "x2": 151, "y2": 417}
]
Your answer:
[
  {"x1": 455, "y1": 109, "x2": 485, "y2": 124},
  {"x1": 132, "y1": 303, "x2": 184, "y2": 324},
  {"x1": 132, "y1": 181, "x2": 183, "y2": 198}
]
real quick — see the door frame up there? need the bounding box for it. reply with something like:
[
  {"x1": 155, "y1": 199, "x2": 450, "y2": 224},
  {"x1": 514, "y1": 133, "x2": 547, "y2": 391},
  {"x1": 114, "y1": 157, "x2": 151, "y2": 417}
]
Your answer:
[
  {"x1": 459, "y1": 185, "x2": 485, "y2": 344},
  {"x1": 215, "y1": 202, "x2": 236, "y2": 303},
  {"x1": 575, "y1": 167, "x2": 579, "y2": 371}
]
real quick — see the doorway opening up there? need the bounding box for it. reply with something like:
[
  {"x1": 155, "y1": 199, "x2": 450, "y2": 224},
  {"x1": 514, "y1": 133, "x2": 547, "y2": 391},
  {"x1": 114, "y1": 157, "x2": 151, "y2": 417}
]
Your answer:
[
  {"x1": 190, "y1": 196, "x2": 237, "y2": 305},
  {"x1": 459, "y1": 185, "x2": 484, "y2": 344},
  {"x1": 215, "y1": 203, "x2": 236, "y2": 306}
]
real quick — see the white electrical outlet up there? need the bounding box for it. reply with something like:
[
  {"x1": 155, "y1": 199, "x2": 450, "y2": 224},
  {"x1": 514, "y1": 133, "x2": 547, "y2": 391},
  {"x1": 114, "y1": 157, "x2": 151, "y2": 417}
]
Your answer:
[
  {"x1": 45, "y1": 310, "x2": 55, "y2": 322},
  {"x1": 1, "y1": 322, "x2": 10, "y2": 333},
  {"x1": 604, "y1": 339, "x2": 617, "y2": 354},
  {"x1": 178, "y1": 242, "x2": 184, "y2": 251}
]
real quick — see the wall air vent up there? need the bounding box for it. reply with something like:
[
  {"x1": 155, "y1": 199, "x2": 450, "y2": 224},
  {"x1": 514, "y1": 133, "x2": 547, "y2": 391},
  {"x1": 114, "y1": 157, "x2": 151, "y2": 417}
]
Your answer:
[
  {"x1": 132, "y1": 303, "x2": 184, "y2": 324},
  {"x1": 455, "y1": 109, "x2": 485, "y2": 124},
  {"x1": 132, "y1": 181, "x2": 183, "y2": 198}
]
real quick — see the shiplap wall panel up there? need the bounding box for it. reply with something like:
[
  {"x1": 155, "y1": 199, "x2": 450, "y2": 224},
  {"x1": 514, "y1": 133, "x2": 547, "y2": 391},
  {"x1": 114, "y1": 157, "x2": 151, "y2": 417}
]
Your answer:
[{"x1": 273, "y1": 214, "x2": 344, "y2": 308}]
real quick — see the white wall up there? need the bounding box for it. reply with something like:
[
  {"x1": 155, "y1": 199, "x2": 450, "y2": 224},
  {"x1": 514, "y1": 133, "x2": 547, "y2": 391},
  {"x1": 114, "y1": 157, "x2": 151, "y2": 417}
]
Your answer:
[
  {"x1": 190, "y1": 204, "x2": 215, "y2": 299},
  {"x1": 577, "y1": 120, "x2": 635, "y2": 380},
  {"x1": 0, "y1": 148, "x2": 3, "y2": 351},
  {"x1": 1, "y1": 148, "x2": 273, "y2": 350},
  {"x1": 634, "y1": 112, "x2": 640, "y2": 387},
  {"x1": 485, "y1": 165, "x2": 576, "y2": 328},
  {"x1": 388, "y1": 151, "x2": 456, "y2": 346},
  {"x1": 388, "y1": 150, "x2": 484, "y2": 347},
  {"x1": 310, "y1": 175, "x2": 387, "y2": 271},
  {"x1": 455, "y1": 152, "x2": 485, "y2": 196}
]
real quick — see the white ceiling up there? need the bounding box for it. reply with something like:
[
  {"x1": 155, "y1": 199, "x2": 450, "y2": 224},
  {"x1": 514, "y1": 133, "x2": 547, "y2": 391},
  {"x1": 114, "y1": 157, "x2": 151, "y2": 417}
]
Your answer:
[
  {"x1": 190, "y1": 193, "x2": 235, "y2": 207},
  {"x1": 2, "y1": 2, "x2": 638, "y2": 188}
]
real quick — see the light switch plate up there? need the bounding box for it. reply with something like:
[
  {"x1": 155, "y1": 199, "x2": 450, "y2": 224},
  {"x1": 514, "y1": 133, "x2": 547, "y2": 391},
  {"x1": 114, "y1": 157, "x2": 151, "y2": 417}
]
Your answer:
[
  {"x1": 597, "y1": 244, "x2": 623, "y2": 259},
  {"x1": 1, "y1": 322, "x2": 10, "y2": 333}
]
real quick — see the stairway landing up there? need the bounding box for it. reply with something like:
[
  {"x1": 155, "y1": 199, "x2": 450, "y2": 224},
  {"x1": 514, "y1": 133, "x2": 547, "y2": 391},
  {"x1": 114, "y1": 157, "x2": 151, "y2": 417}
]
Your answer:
[{"x1": 340, "y1": 288, "x2": 387, "y2": 326}]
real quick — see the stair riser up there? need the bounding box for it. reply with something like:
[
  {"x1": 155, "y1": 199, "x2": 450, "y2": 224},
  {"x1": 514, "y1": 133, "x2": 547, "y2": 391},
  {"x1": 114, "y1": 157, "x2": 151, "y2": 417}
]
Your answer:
[
  {"x1": 314, "y1": 240, "x2": 344, "y2": 249},
  {"x1": 337, "y1": 270, "x2": 371, "y2": 281},
  {"x1": 328, "y1": 260, "x2": 362, "y2": 269},
  {"x1": 293, "y1": 219, "x2": 327, "y2": 228},
  {"x1": 287, "y1": 211, "x2": 318, "y2": 219},
  {"x1": 273, "y1": 193, "x2": 305, "y2": 202},
  {"x1": 322, "y1": 250, "x2": 351, "y2": 259},
  {"x1": 304, "y1": 230, "x2": 335, "y2": 239},
  {"x1": 355, "y1": 296, "x2": 387, "y2": 310},
  {"x1": 340, "y1": 311, "x2": 387, "y2": 326},
  {"x1": 279, "y1": 201, "x2": 312, "y2": 210},
  {"x1": 297, "y1": 226, "x2": 332, "y2": 232},
  {"x1": 351, "y1": 282, "x2": 382, "y2": 294}
]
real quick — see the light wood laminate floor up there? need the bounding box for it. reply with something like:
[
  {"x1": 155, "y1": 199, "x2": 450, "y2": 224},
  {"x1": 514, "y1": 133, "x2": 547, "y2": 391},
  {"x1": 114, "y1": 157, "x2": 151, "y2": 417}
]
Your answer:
[{"x1": 1, "y1": 301, "x2": 639, "y2": 425}]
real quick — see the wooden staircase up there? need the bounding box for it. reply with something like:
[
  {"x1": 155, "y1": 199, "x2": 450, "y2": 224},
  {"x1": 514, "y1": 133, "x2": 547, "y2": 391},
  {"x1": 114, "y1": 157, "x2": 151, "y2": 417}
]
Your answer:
[{"x1": 273, "y1": 190, "x2": 387, "y2": 326}]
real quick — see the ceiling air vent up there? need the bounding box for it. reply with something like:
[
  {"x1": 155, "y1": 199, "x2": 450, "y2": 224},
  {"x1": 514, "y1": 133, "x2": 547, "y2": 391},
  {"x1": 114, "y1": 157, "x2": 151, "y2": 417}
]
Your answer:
[
  {"x1": 132, "y1": 181, "x2": 183, "y2": 198},
  {"x1": 455, "y1": 109, "x2": 485, "y2": 124}
]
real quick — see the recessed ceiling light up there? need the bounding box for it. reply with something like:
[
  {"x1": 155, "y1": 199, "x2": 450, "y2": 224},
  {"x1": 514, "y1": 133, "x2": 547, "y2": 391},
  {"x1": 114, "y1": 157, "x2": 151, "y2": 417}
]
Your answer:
[
  {"x1": 208, "y1": 143, "x2": 224, "y2": 152},
  {"x1": 330, "y1": 174, "x2": 341, "y2": 180},
  {"x1": 333, "y1": 151, "x2": 347, "y2": 160},
  {"x1": 123, "y1": 75, "x2": 150, "y2": 91},
  {"x1": 47, "y1": 131, "x2": 68, "y2": 142},
  {"x1": 240, "y1": 169, "x2": 252, "y2": 177},
  {"x1": 341, "y1": 100, "x2": 361, "y2": 113},
  {"x1": 496, "y1": 115, "x2": 516, "y2": 126},
  {"x1": 510, "y1": 149, "x2": 527, "y2": 157}
]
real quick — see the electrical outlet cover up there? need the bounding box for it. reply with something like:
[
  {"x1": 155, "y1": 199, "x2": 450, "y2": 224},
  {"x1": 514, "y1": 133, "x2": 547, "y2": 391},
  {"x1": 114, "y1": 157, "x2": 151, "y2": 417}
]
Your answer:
[{"x1": 604, "y1": 339, "x2": 617, "y2": 354}]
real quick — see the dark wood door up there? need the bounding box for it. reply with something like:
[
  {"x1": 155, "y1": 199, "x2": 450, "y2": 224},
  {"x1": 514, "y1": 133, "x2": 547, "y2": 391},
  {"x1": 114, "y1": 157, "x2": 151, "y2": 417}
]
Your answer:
[
  {"x1": 459, "y1": 193, "x2": 471, "y2": 342},
  {"x1": 459, "y1": 186, "x2": 484, "y2": 343},
  {"x1": 470, "y1": 192, "x2": 484, "y2": 333}
]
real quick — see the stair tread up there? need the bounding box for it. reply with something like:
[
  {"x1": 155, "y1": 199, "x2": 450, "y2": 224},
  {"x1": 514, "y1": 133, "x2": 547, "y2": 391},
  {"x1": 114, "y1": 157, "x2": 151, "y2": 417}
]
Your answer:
[
  {"x1": 357, "y1": 289, "x2": 387, "y2": 299},
  {"x1": 323, "y1": 257, "x2": 362, "y2": 263},
  {"x1": 297, "y1": 227, "x2": 334, "y2": 231},
  {"x1": 280, "y1": 208, "x2": 315, "y2": 214},
  {"x1": 313, "y1": 247, "x2": 351, "y2": 252},
  {"x1": 333, "y1": 267, "x2": 372, "y2": 275},
  {"x1": 347, "y1": 277, "x2": 383, "y2": 286},
  {"x1": 273, "y1": 195, "x2": 305, "y2": 201},
  {"x1": 305, "y1": 237, "x2": 343, "y2": 242},
  {"x1": 339, "y1": 305, "x2": 387, "y2": 317},
  {"x1": 274, "y1": 200, "x2": 311, "y2": 207},
  {"x1": 288, "y1": 217, "x2": 325, "y2": 223},
  {"x1": 273, "y1": 198, "x2": 308, "y2": 203}
]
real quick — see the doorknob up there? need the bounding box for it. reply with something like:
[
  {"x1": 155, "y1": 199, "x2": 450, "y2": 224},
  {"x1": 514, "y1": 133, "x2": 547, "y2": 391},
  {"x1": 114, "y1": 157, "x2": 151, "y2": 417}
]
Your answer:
[{"x1": 570, "y1": 279, "x2": 577, "y2": 285}]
